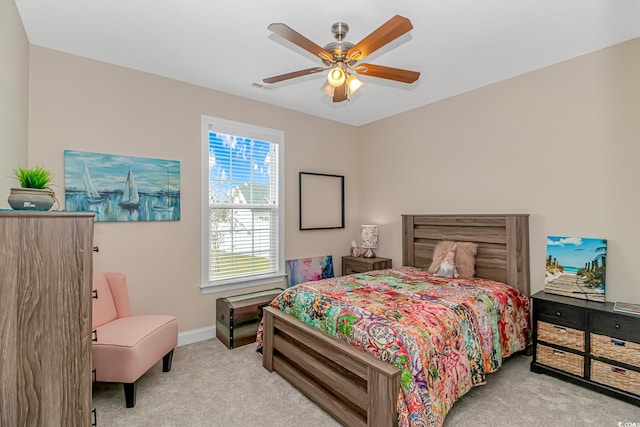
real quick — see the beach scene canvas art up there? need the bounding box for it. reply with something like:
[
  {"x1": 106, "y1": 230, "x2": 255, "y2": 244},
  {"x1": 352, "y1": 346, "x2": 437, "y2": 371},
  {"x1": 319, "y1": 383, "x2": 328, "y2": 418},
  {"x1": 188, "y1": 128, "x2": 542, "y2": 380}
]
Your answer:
[
  {"x1": 64, "y1": 150, "x2": 180, "y2": 222},
  {"x1": 545, "y1": 236, "x2": 607, "y2": 302}
]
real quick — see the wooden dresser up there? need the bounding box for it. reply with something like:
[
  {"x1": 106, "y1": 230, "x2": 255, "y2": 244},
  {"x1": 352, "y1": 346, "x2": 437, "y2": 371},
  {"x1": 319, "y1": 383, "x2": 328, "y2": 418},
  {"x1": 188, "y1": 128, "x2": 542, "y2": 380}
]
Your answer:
[
  {"x1": 531, "y1": 290, "x2": 640, "y2": 405},
  {"x1": 0, "y1": 211, "x2": 95, "y2": 426}
]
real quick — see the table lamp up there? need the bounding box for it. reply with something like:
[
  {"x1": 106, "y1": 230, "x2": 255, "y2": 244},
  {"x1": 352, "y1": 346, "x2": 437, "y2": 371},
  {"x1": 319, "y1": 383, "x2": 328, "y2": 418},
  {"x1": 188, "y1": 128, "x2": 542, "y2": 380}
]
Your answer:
[{"x1": 360, "y1": 225, "x2": 379, "y2": 258}]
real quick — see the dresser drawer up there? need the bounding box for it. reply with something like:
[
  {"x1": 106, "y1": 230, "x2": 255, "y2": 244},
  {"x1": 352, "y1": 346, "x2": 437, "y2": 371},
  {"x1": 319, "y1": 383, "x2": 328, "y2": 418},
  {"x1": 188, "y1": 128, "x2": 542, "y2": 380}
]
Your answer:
[
  {"x1": 344, "y1": 265, "x2": 368, "y2": 275},
  {"x1": 536, "y1": 300, "x2": 586, "y2": 329},
  {"x1": 591, "y1": 333, "x2": 640, "y2": 368},
  {"x1": 536, "y1": 344, "x2": 584, "y2": 377},
  {"x1": 590, "y1": 312, "x2": 640, "y2": 344},
  {"x1": 342, "y1": 256, "x2": 391, "y2": 275},
  {"x1": 591, "y1": 360, "x2": 640, "y2": 396},
  {"x1": 538, "y1": 321, "x2": 584, "y2": 352}
]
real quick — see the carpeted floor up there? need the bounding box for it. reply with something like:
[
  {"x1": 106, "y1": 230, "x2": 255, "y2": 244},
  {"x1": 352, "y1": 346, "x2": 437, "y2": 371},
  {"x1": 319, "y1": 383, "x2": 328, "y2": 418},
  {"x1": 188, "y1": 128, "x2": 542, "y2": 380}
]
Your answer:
[{"x1": 93, "y1": 339, "x2": 639, "y2": 426}]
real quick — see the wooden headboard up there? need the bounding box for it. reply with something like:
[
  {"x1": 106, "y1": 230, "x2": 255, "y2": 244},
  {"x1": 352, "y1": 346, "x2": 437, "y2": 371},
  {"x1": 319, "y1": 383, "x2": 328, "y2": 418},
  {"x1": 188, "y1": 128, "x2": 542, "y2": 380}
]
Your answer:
[{"x1": 402, "y1": 214, "x2": 530, "y2": 296}]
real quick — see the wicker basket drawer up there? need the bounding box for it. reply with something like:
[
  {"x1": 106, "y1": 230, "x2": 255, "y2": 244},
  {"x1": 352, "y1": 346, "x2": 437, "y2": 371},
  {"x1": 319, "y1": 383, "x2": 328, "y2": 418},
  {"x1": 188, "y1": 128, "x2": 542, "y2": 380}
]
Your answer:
[
  {"x1": 536, "y1": 344, "x2": 584, "y2": 377},
  {"x1": 591, "y1": 360, "x2": 640, "y2": 396},
  {"x1": 538, "y1": 321, "x2": 585, "y2": 352},
  {"x1": 590, "y1": 333, "x2": 640, "y2": 368}
]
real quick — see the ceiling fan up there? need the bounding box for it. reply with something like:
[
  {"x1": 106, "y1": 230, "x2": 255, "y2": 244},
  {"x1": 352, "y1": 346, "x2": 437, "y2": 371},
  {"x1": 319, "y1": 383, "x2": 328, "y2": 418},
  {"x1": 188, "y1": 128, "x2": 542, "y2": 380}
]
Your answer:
[{"x1": 262, "y1": 15, "x2": 420, "y2": 103}]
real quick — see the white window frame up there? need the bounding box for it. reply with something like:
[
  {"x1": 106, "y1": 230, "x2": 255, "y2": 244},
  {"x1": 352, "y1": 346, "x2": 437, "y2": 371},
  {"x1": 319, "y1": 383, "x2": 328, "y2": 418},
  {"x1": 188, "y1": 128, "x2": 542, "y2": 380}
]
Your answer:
[{"x1": 201, "y1": 115, "x2": 285, "y2": 293}]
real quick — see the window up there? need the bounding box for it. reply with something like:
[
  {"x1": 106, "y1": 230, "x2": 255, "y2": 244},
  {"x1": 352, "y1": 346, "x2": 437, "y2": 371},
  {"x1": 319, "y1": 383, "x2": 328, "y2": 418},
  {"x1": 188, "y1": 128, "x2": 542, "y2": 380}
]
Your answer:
[{"x1": 201, "y1": 116, "x2": 285, "y2": 293}]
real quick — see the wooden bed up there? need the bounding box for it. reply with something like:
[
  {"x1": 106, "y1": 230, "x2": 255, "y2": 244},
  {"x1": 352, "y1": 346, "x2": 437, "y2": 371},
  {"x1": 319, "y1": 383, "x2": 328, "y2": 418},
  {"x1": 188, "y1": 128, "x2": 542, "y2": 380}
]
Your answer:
[{"x1": 262, "y1": 214, "x2": 530, "y2": 427}]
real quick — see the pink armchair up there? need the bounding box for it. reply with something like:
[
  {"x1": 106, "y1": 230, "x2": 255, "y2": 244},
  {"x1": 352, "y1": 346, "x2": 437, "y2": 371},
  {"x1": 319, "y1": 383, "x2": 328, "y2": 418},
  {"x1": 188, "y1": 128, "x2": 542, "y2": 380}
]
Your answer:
[{"x1": 92, "y1": 272, "x2": 178, "y2": 408}]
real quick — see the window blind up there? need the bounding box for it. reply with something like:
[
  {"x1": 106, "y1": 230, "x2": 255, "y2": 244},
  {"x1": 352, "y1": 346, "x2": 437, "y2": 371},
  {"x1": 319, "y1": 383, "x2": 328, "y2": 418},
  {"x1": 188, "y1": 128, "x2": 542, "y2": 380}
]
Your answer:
[{"x1": 207, "y1": 130, "x2": 280, "y2": 282}]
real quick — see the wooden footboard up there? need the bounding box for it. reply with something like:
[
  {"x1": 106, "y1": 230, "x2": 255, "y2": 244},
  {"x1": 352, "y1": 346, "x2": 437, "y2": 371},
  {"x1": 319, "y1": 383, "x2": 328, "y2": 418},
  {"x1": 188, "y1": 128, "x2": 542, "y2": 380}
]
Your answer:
[{"x1": 262, "y1": 306, "x2": 401, "y2": 427}]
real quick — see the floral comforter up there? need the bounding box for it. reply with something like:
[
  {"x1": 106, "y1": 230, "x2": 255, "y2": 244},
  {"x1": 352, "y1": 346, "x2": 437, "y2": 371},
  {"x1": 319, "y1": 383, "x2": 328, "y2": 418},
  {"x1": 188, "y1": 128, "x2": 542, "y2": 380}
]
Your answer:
[{"x1": 256, "y1": 266, "x2": 530, "y2": 427}]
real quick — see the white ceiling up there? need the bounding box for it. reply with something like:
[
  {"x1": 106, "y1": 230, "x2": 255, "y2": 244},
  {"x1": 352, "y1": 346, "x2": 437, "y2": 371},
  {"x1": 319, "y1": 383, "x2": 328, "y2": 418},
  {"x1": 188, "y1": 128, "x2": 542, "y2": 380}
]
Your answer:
[{"x1": 14, "y1": 0, "x2": 640, "y2": 126}]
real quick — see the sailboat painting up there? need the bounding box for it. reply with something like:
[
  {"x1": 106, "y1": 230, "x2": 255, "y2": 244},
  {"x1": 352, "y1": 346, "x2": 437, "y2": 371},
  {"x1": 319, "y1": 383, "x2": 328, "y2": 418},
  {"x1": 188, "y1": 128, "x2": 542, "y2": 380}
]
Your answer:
[
  {"x1": 119, "y1": 168, "x2": 140, "y2": 210},
  {"x1": 83, "y1": 161, "x2": 104, "y2": 204},
  {"x1": 64, "y1": 150, "x2": 180, "y2": 222}
]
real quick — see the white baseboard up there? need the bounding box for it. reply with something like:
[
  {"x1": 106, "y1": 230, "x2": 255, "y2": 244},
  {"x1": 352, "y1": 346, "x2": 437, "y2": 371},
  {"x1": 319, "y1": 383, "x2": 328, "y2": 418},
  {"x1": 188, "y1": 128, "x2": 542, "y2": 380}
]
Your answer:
[{"x1": 177, "y1": 325, "x2": 216, "y2": 347}]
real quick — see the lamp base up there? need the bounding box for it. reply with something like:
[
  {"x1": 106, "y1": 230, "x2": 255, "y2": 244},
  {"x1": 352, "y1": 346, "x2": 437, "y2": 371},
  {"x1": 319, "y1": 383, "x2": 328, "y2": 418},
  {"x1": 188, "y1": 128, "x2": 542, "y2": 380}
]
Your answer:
[{"x1": 362, "y1": 248, "x2": 376, "y2": 258}]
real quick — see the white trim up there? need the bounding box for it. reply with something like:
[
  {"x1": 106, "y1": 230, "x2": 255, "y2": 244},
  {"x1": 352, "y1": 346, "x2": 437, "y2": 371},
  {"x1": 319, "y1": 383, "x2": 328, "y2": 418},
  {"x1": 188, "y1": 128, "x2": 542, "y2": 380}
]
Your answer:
[
  {"x1": 177, "y1": 325, "x2": 216, "y2": 347},
  {"x1": 200, "y1": 273, "x2": 286, "y2": 294},
  {"x1": 201, "y1": 116, "x2": 211, "y2": 290}
]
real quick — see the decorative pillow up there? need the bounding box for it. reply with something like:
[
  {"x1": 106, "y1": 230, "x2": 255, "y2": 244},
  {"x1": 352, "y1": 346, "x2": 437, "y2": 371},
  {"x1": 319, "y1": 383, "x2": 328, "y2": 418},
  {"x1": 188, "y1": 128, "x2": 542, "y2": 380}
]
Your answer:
[{"x1": 428, "y1": 240, "x2": 478, "y2": 278}]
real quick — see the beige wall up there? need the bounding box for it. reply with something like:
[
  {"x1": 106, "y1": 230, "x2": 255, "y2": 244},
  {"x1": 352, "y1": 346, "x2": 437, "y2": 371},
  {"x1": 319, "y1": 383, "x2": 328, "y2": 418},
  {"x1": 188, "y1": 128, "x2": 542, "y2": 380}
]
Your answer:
[
  {"x1": 360, "y1": 38, "x2": 640, "y2": 304},
  {"x1": 28, "y1": 46, "x2": 361, "y2": 331},
  {"x1": 0, "y1": 0, "x2": 29, "y2": 202},
  {"x1": 26, "y1": 37, "x2": 640, "y2": 333}
]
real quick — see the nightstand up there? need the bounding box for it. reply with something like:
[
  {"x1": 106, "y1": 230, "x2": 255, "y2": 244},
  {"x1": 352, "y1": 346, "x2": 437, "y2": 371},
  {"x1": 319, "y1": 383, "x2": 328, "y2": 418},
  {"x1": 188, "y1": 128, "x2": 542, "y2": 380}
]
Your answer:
[{"x1": 342, "y1": 256, "x2": 392, "y2": 275}]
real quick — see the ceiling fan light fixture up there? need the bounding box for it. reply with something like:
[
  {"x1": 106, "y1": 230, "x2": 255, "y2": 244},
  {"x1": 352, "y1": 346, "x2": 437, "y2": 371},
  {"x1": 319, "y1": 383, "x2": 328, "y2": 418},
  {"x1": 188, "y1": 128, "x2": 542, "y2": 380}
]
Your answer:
[
  {"x1": 327, "y1": 65, "x2": 346, "y2": 87},
  {"x1": 347, "y1": 74, "x2": 363, "y2": 94},
  {"x1": 264, "y1": 16, "x2": 419, "y2": 102}
]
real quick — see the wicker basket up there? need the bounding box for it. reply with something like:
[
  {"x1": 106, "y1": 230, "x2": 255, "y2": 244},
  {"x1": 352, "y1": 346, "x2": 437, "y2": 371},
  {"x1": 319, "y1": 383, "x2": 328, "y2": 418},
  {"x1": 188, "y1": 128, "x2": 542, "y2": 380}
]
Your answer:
[
  {"x1": 538, "y1": 321, "x2": 585, "y2": 351},
  {"x1": 591, "y1": 360, "x2": 640, "y2": 395},
  {"x1": 590, "y1": 333, "x2": 640, "y2": 368},
  {"x1": 536, "y1": 344, "x2": 584, "y2": 376}
]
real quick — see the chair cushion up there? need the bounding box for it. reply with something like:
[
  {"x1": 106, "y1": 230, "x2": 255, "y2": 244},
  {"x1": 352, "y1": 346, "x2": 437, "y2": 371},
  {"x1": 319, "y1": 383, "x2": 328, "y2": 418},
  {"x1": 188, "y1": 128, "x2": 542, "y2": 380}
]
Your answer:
[
  {"x1": 92, "y1": 273, "x2": 118, "y2": 329},
  {"x1": 93, "y1": 315, "x2": 178, "y2": 383}
]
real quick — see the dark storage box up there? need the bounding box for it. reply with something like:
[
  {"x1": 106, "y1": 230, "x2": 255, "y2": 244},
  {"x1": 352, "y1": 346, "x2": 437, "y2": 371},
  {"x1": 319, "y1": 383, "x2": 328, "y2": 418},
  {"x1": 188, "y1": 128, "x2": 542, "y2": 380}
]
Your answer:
[{"x1": 216, "y1": 288, "x2": 283, "y2": 349}]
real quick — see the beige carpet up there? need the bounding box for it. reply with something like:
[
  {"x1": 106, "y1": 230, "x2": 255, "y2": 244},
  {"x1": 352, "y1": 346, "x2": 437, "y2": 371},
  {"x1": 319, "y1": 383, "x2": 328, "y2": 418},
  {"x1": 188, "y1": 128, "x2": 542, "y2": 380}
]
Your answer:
[{"x1": 93, "y1": 339, "x2": 639, "y2": 426}]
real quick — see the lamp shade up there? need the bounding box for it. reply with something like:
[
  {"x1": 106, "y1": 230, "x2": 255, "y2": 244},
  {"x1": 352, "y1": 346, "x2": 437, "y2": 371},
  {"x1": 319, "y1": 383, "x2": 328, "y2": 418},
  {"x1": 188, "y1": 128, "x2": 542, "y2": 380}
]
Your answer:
[
  {"x1": 327, "y1": 65, "x2": 346, "y2": 87},
  {"x1": 360, "y1": 225, "x2": 379, "y2": 249},
  {"x1": 320, "y1": 80, "x2": 335, "y2": 96},
  {"x1": 347, "y1": 74, "x2": 363, "y2": 94}
]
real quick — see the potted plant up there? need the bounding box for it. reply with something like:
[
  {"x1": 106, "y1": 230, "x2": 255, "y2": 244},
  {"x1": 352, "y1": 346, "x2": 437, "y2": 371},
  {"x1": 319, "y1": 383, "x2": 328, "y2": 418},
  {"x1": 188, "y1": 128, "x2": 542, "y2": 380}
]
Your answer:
[{"x1": 8, "y1": 166, "x2": 57, "y2": 211}]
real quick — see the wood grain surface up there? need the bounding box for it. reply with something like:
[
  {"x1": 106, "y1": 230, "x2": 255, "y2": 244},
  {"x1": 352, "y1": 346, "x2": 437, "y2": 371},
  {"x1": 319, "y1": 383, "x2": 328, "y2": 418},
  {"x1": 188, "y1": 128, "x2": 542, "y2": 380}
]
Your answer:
[{"x1": 0, "y1": 211, "x2": 94, "y2": 427}]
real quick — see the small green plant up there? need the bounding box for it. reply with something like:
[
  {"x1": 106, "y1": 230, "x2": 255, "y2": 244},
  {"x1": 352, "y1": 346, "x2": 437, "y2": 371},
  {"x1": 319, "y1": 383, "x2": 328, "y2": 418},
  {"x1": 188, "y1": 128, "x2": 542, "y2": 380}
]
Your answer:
[{"x1": 13, "y1": 166, "x2": 53, "y2": 189}]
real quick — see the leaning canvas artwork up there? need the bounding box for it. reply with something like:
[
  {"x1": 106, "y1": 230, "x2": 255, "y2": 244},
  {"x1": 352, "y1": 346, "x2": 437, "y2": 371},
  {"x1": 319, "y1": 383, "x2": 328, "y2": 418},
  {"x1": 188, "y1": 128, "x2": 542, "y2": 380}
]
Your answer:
[
  {"x1": 545, "y1": 236, "x2": 607, "y2": 302},
  {"x1": 64, "y1": 150, "x2": 180, "y2": 222},
  {"x1": 286, "y1": 255, "x2": 334, "y2": 287}
]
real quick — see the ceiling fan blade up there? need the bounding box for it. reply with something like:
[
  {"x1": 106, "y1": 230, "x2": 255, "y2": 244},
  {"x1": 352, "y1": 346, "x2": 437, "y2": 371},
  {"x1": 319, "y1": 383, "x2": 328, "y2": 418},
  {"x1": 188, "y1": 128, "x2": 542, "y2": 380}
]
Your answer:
[
  {"x1": 263, "y1": 67, "x2": 325, "y2": 84},
  {"x1": 346, "y1": 15, "x2": 413, "y2": 62},
  {"x1": 268, "y1": 23, "x2": 334, "y2": 63},
  {"x1": 333, "y1": 82, "x2": 348, "y2": 102},
  {"x1": 355, "y1": 64, "x2": 420, "y2": 84}
]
